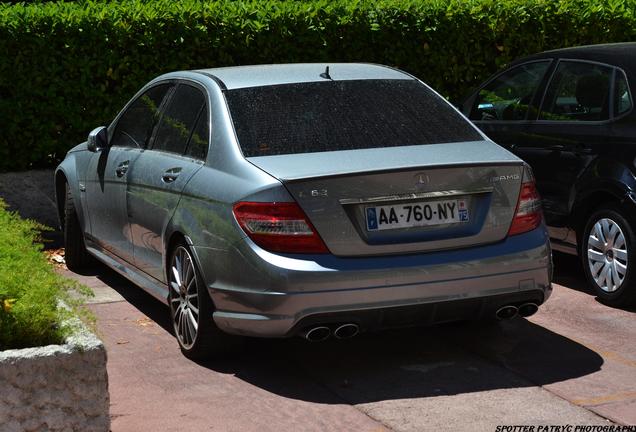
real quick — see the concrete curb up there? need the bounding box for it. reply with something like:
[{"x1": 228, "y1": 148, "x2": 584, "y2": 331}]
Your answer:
[{"x1": 0, "y1": 321, "x2": 110, "y2": 432}]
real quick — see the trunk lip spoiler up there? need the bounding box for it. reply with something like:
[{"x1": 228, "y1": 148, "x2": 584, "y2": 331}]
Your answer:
[
  {"x1": 339, "y1": 187, "x2": 494, "y2": 205},
  {"x1": 274, "y1": 160, "x2": 525, "y2": 183},
  {"x1": 245, "y1": 140, "x2": 524, "y2": 183}
]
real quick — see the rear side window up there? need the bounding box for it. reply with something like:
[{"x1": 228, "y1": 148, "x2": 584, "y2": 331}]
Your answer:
[
  {"x1": 153, "y1": 84, "x2": 205, "y2": 155},
  {"x1": 615, "y1": 70, "x2": 632, "y2": 116},
  {"x1": 469, "y1": 61, "x2": 550, "y2": 121},
  {"x1": 111, "y1": 84, "x2": 171, "y2": 148},
  {"x1": 225, "y1": 79, "x2": 481, "y2": 157},
  {"x1": 539, "y1": 61, "x2": 612, "y2": 121},
  {"x1": 185, "y1": 106, "x2": 209, "y2": 160}
]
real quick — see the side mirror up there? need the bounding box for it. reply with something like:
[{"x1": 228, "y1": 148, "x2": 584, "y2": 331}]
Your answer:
[{"x1": 87, "y1": 126, "x2": 108, "y2": 152}]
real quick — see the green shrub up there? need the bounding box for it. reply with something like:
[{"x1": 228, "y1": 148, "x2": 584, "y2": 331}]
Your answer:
[
  {"x1": 0, "y1": 199, "x2": 91, "y2": 350},
  {"x1": 1, "y1": 0, "x2": 635, "y2": 171}
]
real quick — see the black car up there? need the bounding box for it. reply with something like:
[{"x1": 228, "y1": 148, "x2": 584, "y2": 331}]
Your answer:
[{"x1": 462, "y1": 43, "x2": 636, "y2": 307}]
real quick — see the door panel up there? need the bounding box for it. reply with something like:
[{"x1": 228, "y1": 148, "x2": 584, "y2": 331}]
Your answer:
[
  {"x1": 85, "y1": 83, "x2": 173, "y2": 261},
  {"x1": 514, "y1": 125, "x2": 602, "y2": 225},
  {"x1": 126, "y1": 152, "x2": 203, "y2": 281},
  {"x1": 85, "y1": 147, "x2": 140, "y2": 262},
  {"x1": 517, "y1": 60, "x2": 614, "y2": 226}
]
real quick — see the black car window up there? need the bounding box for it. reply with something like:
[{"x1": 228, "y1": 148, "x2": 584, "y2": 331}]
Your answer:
[
  {"x1": 185, "y1": 106, "x2": 209, "y2": 161},
  {"x1": 225, "y1": 79, "x2": 482, "y2": 157},
  {"x1": 469, "y1": 61, "x2": 551, "y2": 122},
  {"x1": 152, "y1": 84, "x2": 205, "y2": 155},
  {"x1": 539, "y1": 61, "x2": 612, "y2": 121},
  {"x1": 615, "y1": 70, "x2": 632, "y2": 116},
  {"x1": 110, "y1": 84, "x2": 171, "y2": 149}
]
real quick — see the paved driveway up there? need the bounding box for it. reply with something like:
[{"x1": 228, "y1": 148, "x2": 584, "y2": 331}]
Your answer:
[{"x1": 61, "y1": 252, "x2": 636, "y2": 432}]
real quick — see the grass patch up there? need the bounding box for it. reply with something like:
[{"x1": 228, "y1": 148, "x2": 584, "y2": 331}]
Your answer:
[{"x1": 0, "y1": 199, "x2": 92, "y2": 350}]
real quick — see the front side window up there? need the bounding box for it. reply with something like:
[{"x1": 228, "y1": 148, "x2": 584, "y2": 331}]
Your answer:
[
  {"x1": 469, "y1": 61, "x2": 551, "y2": 121},
  {"x1": 615, "y1": 70, "x2": 632, "y2": 116},
  {"x1": 539, "y1": 61, "x2": 612, "y2": 121},
  {"x1": 110, "y1": 84, "x2": 171, "y2": 148},
  {"x1": 153, "y1": 84, "x2": 205, "y2": 155},
  {"x1": 225, "y1": 79, "x2": 482, "y2": 157}
]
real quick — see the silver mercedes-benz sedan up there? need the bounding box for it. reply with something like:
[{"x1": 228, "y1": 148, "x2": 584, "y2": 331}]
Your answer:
[{"x1": 55, "y1": 63, "x2": 552, "y2": 358}]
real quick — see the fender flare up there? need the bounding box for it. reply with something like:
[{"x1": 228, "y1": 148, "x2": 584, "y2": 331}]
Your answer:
[{"x1": 571, "y1": 157, "x2": 636, "y2": 229}]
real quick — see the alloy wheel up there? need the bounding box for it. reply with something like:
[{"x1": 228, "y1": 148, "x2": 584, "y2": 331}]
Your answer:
[
  {"x1": 587, "y1": 217, "x2": 628, "y2": 293},
  {"x1": 169, "y1": 246, "x2": 200, "y2": 349}
]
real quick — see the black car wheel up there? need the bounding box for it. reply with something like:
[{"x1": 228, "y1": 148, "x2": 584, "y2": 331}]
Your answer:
[
  {"x1": 581, "y1": 204, "x2": 636, "y2": 307},
  {"x1": 168, "y1": 241, "x2": 242, "y2": 359},
  {"x1": 63, "y1": 184, "x2": 91, "y2": 271}
]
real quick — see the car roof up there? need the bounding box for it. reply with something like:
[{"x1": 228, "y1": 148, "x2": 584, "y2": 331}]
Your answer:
[
  {"x1": 193, "y1": 63, "x2": 412, "y2": 90},
  {"x1": 510, "y1": 42, "x2": 636, "y2": 75}
]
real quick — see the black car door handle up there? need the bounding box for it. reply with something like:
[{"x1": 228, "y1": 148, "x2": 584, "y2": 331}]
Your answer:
[
  {"x1": 573, "y1": 145, "x2": 593, "y2": 155},
  {"x1": 547, "y1": 144, "x2": 565, "y2": 152},
  {"x1": 162, "y1": 167, "x2": 182, "y2": 183},
  {"x1": 115, "y1": 161, "x2": 129, "y2": 177}
]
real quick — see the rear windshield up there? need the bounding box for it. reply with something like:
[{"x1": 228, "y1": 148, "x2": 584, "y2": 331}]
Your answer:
[{"x1": 224, "y1": 79, "x2": 481, "y2": 157}]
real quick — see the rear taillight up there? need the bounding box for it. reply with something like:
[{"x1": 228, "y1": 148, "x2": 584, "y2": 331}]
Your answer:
[
  {"x1": 232, "y1": 202, "x2": 329, "y2": 254},
  {"x1": 508, "y1": 166, "x2": 543, "y2": 236}
]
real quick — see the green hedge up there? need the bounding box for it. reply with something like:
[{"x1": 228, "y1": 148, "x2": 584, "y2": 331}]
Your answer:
[
  {"x1": 0, "y1": 199, "x2": 90, "y2": 350},
  {"x1": 1, "y1": 0, "x2": 636, "y2": 171}
]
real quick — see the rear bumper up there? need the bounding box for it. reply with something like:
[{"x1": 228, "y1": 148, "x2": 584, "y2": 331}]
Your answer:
[{"x1": 194, "y1": 227, "x2": 552, "y2": 337}]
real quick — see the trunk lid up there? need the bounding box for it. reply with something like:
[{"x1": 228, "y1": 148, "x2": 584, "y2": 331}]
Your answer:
[{"x1": 247, "y1": 140, "x2": 525, "y2": 257}]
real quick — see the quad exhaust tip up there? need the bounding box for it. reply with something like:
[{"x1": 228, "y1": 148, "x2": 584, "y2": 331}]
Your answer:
[
  {"x1": 302, "y1": 323, "x2": 360, "y2": 341},
  {"x1": 333, "y1": 323, "x2": 359, "y2": 339},
  {"x1": 303, "y1": 326, "x2": 331, "y2": 342},
  {"x1": 495, "y1": 303, "x2": 540, "y2": 320},
  {"x1": 518, "y1": 302, "x2": 539, "y2": 318},
  {"x1": 496, "y1": 305, "x2": 518, "y2": 320}
]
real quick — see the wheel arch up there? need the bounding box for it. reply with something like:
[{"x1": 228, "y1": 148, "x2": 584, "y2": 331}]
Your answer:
[
  {"x1": 163, "y1": 228, "x2": 215, "y2": 306},
  {"x1": 572, "y1": 188, "x2": 624, "y2": 232},
  {"x1": 572, "y1": 158, "x2": 636, "y2": 234},
  {"x1": 164, "y1": 230, "x2": 187, "y2": 281},
  {"x1": 54, "y1": 168, "x2": 69, "y2": 231}
]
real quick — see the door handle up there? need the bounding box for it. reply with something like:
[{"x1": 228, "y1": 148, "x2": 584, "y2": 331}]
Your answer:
[
  {"x1": 546, "y1": 144, "x2": 565, "y2": 152},
  {"x1": 573, "y1": 145, "x2": 593, "y2": 155},
  {"x1": 115, "y1": 161, "x2": 129, "y2": 177},
  {"x1": 162, "y1": 167, "x2": 182, "y2": 183}
]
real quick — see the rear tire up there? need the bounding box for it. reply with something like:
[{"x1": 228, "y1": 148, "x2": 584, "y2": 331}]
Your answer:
[
  {"x1": 580, "y1": 203, "x2": 636, "y2": 307},
  {"x1": 168, "y1": 241, "x2": 243, "y2": 359},
  {"x1": 63, "y1": 184, "x2": 91, "y2": 271}
]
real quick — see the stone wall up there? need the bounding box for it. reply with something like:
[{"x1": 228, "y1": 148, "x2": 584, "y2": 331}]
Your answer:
[{"x1": 0, "y1": 325, "x2": 109, "y2": 432}]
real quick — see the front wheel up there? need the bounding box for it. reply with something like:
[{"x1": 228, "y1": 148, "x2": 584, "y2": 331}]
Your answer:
[
  {"x1": 168, "y1": 242, "x2": 242, "y2": 359},
  {"x1": 581, "y1": 204, "x2": 636, "y2": 307}
]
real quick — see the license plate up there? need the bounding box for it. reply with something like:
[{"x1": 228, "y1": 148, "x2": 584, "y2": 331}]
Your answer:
[{"x1": 365, "y1": 199, "x2": 469, "y2": 231}]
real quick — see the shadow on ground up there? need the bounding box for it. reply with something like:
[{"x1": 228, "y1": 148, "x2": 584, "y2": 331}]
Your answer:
[
  {"x1": 552, "y1": 251, "x2": 594, "y2": 295},
  {"x1": 86, "y1": 261, "x2": 604, "y2": 405}
]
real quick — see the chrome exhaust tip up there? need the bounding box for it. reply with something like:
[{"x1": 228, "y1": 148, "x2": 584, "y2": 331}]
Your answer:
[
  {"x1": 496, "y1": 305, "x2": 518, "y2": 320},
  {"x1": 333, "y1": 323, "x2": 359, "y2": 339},
  {"x1": 302, "y1": 326, "x2": 331, "y2": 342},
  {"x1": 518, "y1": 302, "x2": 539, "y2": 317}
]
